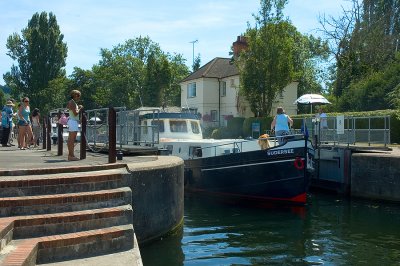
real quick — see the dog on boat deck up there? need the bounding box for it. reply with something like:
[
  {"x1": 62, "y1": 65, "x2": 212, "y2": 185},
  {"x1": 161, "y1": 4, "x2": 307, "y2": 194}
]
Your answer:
[{"x1": 257, "y1": 134, "x2": 271, "y2": 150}]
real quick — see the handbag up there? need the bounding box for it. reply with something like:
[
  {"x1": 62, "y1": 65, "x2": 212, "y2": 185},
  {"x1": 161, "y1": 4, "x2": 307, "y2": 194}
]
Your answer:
[{"x1": 59, "y1": 113, "x2": 69, "y2": 125}]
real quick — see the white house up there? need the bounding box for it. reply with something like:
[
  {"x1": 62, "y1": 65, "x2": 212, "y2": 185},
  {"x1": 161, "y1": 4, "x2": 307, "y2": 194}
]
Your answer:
[{"x1": 180, "y1": 57, "x2": 298, "y2": 128}]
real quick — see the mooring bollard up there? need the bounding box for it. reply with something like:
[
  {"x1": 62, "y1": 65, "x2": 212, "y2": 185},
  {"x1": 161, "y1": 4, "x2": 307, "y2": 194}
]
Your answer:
[
  {"x1": 57, "y1": 111, "x2": 63, "y2": 156},
  {"x1": 80, "y1": 109, "x2": 87, "y2": 160},
  {"x1": 47, "y1": 116, "x2": 51, "y2": 151},
  {"x1": 116, "y1": 150, "x2": 123, "y2": 160},
  {"x1": 42, "y1": 117, "x2": 47, "y2": 150},
  {"x1": 108, "y1": 107, "x2": 117, "y2": 163}
]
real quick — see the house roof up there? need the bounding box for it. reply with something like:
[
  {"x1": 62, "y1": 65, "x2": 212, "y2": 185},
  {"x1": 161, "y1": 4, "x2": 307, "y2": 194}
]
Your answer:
[{"x1": 181, "y1": 57, "x2": 239, "y2": 82}]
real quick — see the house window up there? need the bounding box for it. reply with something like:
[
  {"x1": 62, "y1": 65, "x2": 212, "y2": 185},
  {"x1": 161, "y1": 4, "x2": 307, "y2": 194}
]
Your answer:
[
  {"x1": 211, "y1": 110, "x2": 218, "y2": 122},
  {"x1": 221, "y1": 81, "x2": 226, "y2": 97},
  {"x1": 230, "y1": 79, "x2": 235, "y2": 87},
  {"x1": 187, "y1": 82, "x2": 196, "y2": 98},
  {"x1": 279, "y1": 90, "x2": 284, "y2": 99}
]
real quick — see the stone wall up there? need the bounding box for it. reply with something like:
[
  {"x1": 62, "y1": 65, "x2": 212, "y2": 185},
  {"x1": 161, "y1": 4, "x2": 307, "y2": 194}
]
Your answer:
[
  {"x1": 351, "y1": 152, "x2": 400, "y2": 201},
  {"x1": 127, "y1": 156, "x2": 184, "y2": 244}
]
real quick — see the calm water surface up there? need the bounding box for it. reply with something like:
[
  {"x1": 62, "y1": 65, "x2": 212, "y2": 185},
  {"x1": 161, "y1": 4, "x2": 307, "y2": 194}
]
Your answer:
[{"x1": 141, "y1": 193, "x2": 400, "y2": 265}]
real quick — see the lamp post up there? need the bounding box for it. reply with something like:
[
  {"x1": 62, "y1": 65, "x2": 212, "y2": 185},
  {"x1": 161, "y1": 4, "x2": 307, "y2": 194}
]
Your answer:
[{"x1": 189, "y1": 39, "x2": 198, "y2": 69}]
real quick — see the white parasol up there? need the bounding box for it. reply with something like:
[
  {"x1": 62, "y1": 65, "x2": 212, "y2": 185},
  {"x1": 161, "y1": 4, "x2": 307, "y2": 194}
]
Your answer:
[
  {"x1": 294, "y1": 94, "x2": 331, "y2": 113},
  {"x1": 89, "y1": 117, "x2": 102, "y2": 122}
]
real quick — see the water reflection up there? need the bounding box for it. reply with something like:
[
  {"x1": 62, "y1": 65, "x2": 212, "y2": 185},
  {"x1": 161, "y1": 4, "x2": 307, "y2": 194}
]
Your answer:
[{"x1": 141, "y1": 193, "x2": 400, "y2": 265}]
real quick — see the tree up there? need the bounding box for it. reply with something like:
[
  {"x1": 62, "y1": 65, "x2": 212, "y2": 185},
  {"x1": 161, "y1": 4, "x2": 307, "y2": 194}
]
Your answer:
[
  {"x1": 192, "y1": 54, "x2": 201, "y2": 72},
  {"x1": 81, "y1": 36, "x2": 189, "y2": 109},
  {"x1": 236, "y1": 0, "x2": 295, "y2": 116},
  {"x1": 165, "y1": 54, "x2": 190, "y2": 107},
  {"x1": 319, "y1": 0, "x2": 400, "y2": 101},
  {"x1": 4, "y1": 12, "x2": 67, "y2": 110}
]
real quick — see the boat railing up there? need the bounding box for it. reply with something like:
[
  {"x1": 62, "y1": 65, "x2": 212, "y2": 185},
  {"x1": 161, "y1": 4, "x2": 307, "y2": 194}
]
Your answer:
[{"x1": 192, "y1": 133, "x2": 307, "y2": 158}]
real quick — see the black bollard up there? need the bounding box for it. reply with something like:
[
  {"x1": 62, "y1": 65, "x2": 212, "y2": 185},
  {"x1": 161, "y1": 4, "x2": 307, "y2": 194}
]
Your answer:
[
  {"x1": 108, "y1": 107, "x2": 117, "y2": 163},
  {"x1": 47, "y1": 116, "x2": 51, "y2": 151},
  {"x1": 80, "y1": 109, "x2": 87, "y2": 160},
  {"x1": 42, "y1": 117, "x2": 47, "y2": 150},
  {"x1": 57, "y1": 111, "x2": 63, "y2": 156}
]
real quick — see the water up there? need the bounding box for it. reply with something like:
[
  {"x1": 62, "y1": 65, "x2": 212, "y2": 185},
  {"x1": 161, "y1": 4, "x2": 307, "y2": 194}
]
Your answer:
[{"x1": 140, "y1": 193, "x2": 400, "y2": 265}]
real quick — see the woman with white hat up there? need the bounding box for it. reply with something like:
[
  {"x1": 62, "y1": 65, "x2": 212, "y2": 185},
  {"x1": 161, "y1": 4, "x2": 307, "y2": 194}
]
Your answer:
[{"x1": 1, "y1": 100, "x2": 15, "y2": 147}]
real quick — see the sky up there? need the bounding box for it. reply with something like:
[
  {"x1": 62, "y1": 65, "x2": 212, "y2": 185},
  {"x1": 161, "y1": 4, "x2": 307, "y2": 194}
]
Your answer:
[{"x1": 0, "y1": 0, "x2": 351, "y2": 84}]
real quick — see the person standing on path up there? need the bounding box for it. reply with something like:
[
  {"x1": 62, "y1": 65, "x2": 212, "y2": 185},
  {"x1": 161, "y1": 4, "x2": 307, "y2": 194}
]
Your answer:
[
  {"x1": 66, "y1": 90, "x2": 83, "y2": 161},
  {"x1": 1, "y1": 100, "x2": 15, "y2": 147},
  {"x1": 17, "y1": 97, "x2": 34, "y2": 150},
  {"x1": 31, "y1": 108, "x2": 41, "y2": 148}
]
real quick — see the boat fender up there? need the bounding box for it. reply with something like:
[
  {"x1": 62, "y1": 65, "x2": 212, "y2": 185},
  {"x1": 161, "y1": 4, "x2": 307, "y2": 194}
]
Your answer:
[{"x1": 294, "y1": 157, "x2": 304, "y2": 170}]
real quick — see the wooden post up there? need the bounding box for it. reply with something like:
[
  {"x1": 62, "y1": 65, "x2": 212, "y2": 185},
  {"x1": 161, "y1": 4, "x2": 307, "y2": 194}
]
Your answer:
[
  {"x1": 80, "y1": 109, "x2": 87, "y2": 160},
  {"x1": 57, "y1": 111, "x2": 63, "y2": 156},
  {"x1": 108, "y1": 107, "x2": 116, "y2": 163},
  {"x1": 42, "y1": 117, "x2": 47, "y2": 150},
  {"x1": 47, "y1": 116, "x2": 51, "y2": 151}
]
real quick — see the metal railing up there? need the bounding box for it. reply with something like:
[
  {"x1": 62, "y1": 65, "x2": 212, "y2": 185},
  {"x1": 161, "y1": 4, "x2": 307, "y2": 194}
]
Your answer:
[
  {"x1": 84, "y1": 107, "x2": 160, "y2": 151},
  {"x1": 292, "y1": 115, "x2": 391, "y2": 147}
]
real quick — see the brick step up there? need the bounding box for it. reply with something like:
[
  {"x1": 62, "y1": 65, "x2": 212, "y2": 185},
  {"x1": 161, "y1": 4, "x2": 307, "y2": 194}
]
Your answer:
[
  {"x1": 0, "y1": 187, "x2": 132, "y2": 218},
  {"x1": 0, "y1": 224, "x2": 134, "y2": 266},
  {"x1": 0, "y1": 205, "x2": 133, "y2": 249},
  {"x1": 0, "y1": 163, "x2": 127, "y2": 177},
  {"x1": 0, "y1": 168, "x2": 130, "y2": 197}
]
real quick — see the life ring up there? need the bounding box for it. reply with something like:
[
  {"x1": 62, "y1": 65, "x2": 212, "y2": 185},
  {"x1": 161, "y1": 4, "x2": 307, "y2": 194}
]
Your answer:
[{"x1": 294, "y1": 157, "x2": 304, "y2": 170}]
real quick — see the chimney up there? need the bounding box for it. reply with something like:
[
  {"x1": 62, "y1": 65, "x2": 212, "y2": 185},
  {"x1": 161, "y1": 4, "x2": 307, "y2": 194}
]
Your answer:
[{"x1": 232, "y1": 36, "x2": 248, "y2": 58}]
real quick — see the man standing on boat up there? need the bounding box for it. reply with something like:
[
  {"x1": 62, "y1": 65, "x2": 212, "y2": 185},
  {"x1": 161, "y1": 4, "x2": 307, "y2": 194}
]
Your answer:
[{"x1": 271, "y1": 107, "x2": 293, "y2": 145}]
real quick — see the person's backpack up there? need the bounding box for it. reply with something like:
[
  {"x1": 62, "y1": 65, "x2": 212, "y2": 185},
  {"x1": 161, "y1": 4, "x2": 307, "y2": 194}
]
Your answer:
[{"x1": 59, "y1": 113, "x2": 69, "y2": 125}]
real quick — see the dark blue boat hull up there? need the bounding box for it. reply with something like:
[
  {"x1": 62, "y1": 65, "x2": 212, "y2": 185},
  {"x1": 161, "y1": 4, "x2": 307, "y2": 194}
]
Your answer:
[{"x1": 184, "y1": 140, "x2": 310, "y2": 205}]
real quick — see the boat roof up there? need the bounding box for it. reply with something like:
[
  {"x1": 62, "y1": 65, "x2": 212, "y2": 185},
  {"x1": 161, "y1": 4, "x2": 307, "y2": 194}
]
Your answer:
[{"x1": 141, "y1": 112, "x2": 200, "y2": 120}]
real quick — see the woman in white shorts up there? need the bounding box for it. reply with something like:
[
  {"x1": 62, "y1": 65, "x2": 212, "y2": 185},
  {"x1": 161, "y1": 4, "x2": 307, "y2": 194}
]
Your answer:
[{"x1": 66, "y1": 90, "x2": 83, "y2": 161}]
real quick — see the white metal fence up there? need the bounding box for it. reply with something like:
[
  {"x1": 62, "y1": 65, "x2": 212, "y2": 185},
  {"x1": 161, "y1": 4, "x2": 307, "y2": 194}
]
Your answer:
[{"x1": 292, "y1": 115, "x2": 391, "y2": 147}]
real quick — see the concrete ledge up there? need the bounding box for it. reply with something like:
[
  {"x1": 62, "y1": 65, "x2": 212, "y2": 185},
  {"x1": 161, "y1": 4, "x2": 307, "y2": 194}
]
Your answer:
[
  {"x1": 127, "y1": 156, "x2": 184, "y2": 244},
  {"x1": 351, "y1": 152, "x2": 400, "y2": 201}
]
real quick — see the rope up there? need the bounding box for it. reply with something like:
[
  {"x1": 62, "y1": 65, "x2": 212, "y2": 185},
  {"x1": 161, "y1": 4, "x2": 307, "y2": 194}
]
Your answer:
[{"x1": 82, "y1": 131, "x2": 109, "y2": 153}]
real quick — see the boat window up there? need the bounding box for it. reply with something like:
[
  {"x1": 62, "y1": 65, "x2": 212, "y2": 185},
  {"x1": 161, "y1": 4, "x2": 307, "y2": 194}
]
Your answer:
[
  {"x1": 151, "y1": 120, "x2": 164, "y2": 132},
  {"x1": 170, "y1": 120, "x2": 187, "y2": 132},
  {"x1": 189, "y1": 146, "x2": 202, "y2": 157},
  {"x1": 191, "y1": 121, "x2": 200, "y2": 134}
]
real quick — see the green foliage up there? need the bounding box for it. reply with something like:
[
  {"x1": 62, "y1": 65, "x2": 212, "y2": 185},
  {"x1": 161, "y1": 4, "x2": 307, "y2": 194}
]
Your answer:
[
  {"x1": 332, "y1": 0, "x2": 400, "y2": 98},
  {"x1": 4, "y1": 12, "x2": 67, "y2": 111},
  {"x1": 69, "y1": 36, "x2": 189, "y2": 109},
  {"x1": 227, "y1": 117, "x2": 245, "y2": 138},
  {"x1": 192, "y1": 54, "x2": 201, "y2": 72},
  {"x1": 242, "y1": 117, "x2": 273, "y2": 138},
  {"x1": 0, "y1": 89, "x2": 5, "y2": 106},
  {"x1": 237, "y1": 0, "x2": 329, "y2": 116},
  {"x1": 42, "y1": 76, "x2": 71, "y2": 114},
  {"x1": 337, "y1": 56, "x2": 400, "y2": 111}
]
